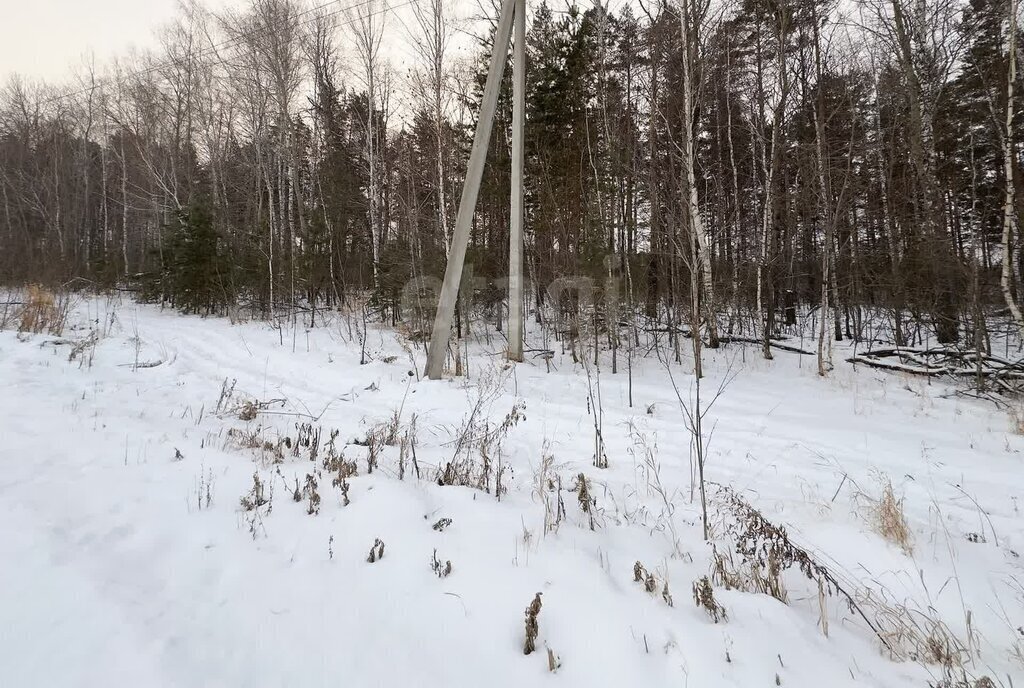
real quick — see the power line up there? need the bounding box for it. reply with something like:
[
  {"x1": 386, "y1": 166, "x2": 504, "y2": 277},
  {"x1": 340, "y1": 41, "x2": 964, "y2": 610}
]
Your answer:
[{"x1": 32, "y1": 0, "x2": 418, "y2": 109}]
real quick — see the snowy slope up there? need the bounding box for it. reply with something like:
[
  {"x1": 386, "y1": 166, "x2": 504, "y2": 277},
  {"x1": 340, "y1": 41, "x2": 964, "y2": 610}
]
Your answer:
[{"x1": 1, "y1": 296, "x2": 1021, "y2": 687}]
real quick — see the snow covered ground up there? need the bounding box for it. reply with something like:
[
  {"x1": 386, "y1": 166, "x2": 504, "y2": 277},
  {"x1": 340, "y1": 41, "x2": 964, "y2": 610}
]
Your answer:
[{"x1": 1, "y1": 295, "x2": 1022, "y2": 687}]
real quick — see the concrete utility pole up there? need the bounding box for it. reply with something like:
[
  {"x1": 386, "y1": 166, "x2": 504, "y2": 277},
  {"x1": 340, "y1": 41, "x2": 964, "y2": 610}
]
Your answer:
[
  {"x1": 508, "y1": 0, "x2": 526, "y2": 362},
  {"x1": 424, "y1": 0, "x2": 525, "y2": 378}
]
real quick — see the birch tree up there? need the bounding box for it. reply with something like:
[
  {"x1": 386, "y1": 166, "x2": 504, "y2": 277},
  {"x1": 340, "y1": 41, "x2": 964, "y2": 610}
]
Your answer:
[
  {"x1": 678, "y1": 0, "x2": 720, "y2": 363},
  {"x1": 348, "y1": 0, "x2": 389, "y2": 287},
  {"x1": 1000, "y1": 0, "x2": 1024, "y2": 339}
]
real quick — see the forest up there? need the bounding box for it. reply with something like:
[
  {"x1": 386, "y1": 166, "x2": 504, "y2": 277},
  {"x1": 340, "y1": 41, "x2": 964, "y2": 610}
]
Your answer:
[{"x1": 1, "y1": 0, "x2": 1021, "y2": 364}]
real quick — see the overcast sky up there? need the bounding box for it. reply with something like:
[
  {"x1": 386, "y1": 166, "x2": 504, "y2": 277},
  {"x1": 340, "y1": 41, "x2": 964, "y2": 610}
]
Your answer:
[
  {"x1": 0, "y1": 0, "x2": 647, "y2": 87},
  {"x1": 0, "y1": 0, "x2": 243, "y2": 83},
  {"x1": 0, "y1": 0, "x2": 496, "y2": 87}
]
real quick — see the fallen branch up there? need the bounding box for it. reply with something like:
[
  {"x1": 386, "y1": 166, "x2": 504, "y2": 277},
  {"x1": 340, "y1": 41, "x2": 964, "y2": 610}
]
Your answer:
[
  {"x1": 118, "y1": 360, "x2": 164, "y2": 369},
  {"x1": 847, "y1": 348, "x2": 1024, "y2": 381}
]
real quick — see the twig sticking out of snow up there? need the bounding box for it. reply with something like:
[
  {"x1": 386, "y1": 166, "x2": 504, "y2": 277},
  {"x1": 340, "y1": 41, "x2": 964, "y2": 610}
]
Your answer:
[{"x1": 430, "y1": 549, "x2": 452, "y2": 578}]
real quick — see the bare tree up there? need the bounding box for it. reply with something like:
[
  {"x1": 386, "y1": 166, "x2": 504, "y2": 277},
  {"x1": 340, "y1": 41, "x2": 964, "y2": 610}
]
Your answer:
[
  {"x1": 221, "y1": 2, "x2": 277, "y2": 311},
  {"x1": 408, "y1": 0, "x2": 458, "y2": 253},
  {"x1": 305, "y1": 9, "x2": 344, "y2": 305},
  {"x1": 348, "y1": 0, "x2": 389, "y2": 287}
]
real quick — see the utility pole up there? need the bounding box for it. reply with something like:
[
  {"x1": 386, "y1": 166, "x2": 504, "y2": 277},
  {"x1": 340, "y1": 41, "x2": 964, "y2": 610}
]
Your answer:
[
  {"x1": 508, "y1": 0, "x2": 526, "y2": 362},
  {"x1": 425, "y1": 0, "x2": 525, "y2": 378}
]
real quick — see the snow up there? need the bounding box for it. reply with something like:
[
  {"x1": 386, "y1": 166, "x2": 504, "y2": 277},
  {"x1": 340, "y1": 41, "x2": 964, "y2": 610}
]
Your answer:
[{"x1": 1, "y1": 296, "x2": 1022, "y2": 687}]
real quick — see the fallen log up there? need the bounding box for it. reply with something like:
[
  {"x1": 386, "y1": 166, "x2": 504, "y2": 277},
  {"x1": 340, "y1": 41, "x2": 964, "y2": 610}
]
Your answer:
[
  {"x1": 642, "y1": 327, "x2": 816, "y2": 355},
  {"x1": 716, "y1": 335, "x2": 815, "y2": 356}
]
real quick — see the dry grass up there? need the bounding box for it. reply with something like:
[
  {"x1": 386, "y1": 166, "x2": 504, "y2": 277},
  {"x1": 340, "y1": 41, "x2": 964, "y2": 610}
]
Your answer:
[
  {"x1": 438, "y1": 374, "x2": 523, "y2": 498},
  {"x1": 239, "y1": 472, "x2": 269, "y2": 511},
  {"x1": 533, "y1": 448, "x2": 566, "y2": 536},
  {"x1": 523, "y1": 593, "x2": 543, "y2": 655},
  {"x1": 16, "y1": 285, "x2": 70, "y2": 335},
  {"x1": 573, "y1": 472, "x2": 597, "y2": 530},
  {"x1": 715, "y1": 487, "x2": 983, "y2": 680},
  {"x1": 692, "y1": 576, "x2": 727, "y2": 622},
  {"x1": 1010, "y1": 406, "x2": 1024, "y2": 435},
  {"x1": 712, "y1": 486, "x2": 905, "y2": 657},
  {"x1": 225, "y1": 426, "x2": 286, "y2": 464},
  {"x1": 398, "y1": 415, "x2": 419, "y2": 480},
  {"x1": 633, "y1": 561, "x2": 676, "y2": 608},
  {"x1": 1012, "y1": 600, "x2": 1024, "y2": 670},
  {"x1": 871, "y1": 480, "x2": 913, "y2": 555},
  {"x1": 856, "y1": 588, "x2": 973, "y2": 679},
  {"x1": 0, "y1": 292, "x2": 18, "y2": 330},
  {"x1": 303, "y1": 473, "x2": 321, "y2": 515},
  {"x1": 546, "y1": 647, "x2": 560, "y2": 672}
]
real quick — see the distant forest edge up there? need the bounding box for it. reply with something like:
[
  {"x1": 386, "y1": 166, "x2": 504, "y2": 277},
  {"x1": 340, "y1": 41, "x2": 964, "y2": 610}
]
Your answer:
[{"x1": 2, "y1": 0, "x2": 1023, "y2": 353}]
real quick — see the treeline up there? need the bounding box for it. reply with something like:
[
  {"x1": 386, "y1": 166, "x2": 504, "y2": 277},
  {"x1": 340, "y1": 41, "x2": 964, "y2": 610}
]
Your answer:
[{"x1": 1, "y1": 0, "x2": 1022, "y2": 350}]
